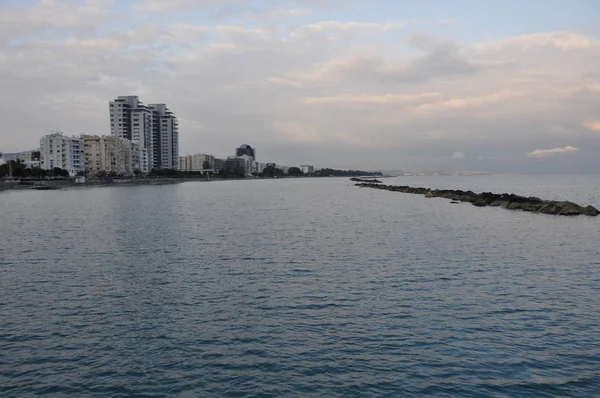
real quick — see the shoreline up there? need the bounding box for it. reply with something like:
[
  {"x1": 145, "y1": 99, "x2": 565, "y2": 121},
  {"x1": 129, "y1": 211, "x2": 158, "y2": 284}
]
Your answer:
[{"x1": 0, "y1": 175, "x2": 355, "y2": 192}]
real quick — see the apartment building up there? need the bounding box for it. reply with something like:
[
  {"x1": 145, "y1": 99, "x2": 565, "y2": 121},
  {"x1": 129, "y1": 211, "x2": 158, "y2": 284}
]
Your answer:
[
  {"x1": 109, "y1": 96, "x2": 179, "y2": 172},
  {"x1": 179, "y1": 153, "x2": 214, "y2": 172},
  {"x1": 39, "y1": 132, "x2": 85, "y2": 176},
  {"x1": 83, "y1": 135, "x2": 140, "y2": 176}
]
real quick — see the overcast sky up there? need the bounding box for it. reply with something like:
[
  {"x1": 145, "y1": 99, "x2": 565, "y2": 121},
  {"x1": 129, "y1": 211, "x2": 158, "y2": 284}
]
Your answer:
[{"x1": 1, "y1": 0, "x2": 599, "y2": 172}]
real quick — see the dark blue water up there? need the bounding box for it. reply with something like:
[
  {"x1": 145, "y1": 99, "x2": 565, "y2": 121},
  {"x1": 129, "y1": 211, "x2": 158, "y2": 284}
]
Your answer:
[{"x1": 1, "y1": 176, "x2": 600, "y2": 397}]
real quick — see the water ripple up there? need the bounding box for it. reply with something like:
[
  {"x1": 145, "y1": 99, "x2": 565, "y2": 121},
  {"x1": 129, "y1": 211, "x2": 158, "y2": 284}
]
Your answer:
[{"x1": 1, "y1": 176, "x2": 600, "y2": 396}]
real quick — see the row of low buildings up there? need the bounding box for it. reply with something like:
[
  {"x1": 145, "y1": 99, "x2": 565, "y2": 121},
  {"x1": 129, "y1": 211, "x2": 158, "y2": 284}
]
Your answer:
[
  {"x1": 37, "y1": 133, "x2": 141, "y2": 176},
  {"x1": 179, "y1": 144, "x2": 315, "y2": 176}
]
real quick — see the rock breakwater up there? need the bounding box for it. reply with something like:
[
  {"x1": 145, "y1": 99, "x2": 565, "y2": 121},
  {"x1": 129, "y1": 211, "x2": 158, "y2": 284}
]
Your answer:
[
  {"x1": 355, "y1": 182, "x2": 599, "y2": 216},
  {"x1": 350, "y1": 177, "x2": 383, "y2": 183}
]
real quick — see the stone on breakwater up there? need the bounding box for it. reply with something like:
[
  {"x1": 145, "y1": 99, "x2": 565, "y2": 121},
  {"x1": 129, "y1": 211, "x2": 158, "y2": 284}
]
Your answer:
[{"x1": 355, "y1": 182, "x2": 599, "y2": 217}]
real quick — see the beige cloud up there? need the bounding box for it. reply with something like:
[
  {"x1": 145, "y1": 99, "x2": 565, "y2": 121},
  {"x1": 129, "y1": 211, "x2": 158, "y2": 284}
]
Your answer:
[
  {"x1": 475, "y1": 31, "x2": 596, "y2": 52},
  {"x1": 253, "y1": 8, "x2": 312, "y2": 20},
  {"x1": 0, "y1": 0, "x2": 113, "y2": 37},
  {"x1": 289, "y1": 21, "x2": 403, "y2": 41},
  {"x1": 526, "y1": 146, "x2": 578, "y2": 157},
  {"x1": 413, "y1": 91, "x2": 514, "y2": 114},
  {"x1": 133, "y1": 0, "x2": 228, "y2": 14},
  {"x1": 304, "y1": 92, "x2": 440, "y2": 105},
  {"x1": 583, "y1": 121, "x2": 600, "y2": 132}
]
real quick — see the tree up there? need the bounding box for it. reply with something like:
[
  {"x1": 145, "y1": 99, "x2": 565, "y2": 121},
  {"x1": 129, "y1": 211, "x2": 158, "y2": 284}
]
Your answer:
[
  {"x1": 287, "y1": 167, "x2": 304, "y2": 177},
  {"x1": 96, "y1": 170, "x2": 108, "y2": 179},
  {"x1": 262, "y1": 165, "x2": 284, "y2": 178},
  {"x1": 133, "y1": 169, "x2": 142, "y2": 177},
  {"x1": 202, "y1": 160, "x2": 211, "y2": 171},
  {"x1": 218, "y1": 167, "x2": 245, "y2": 179}
]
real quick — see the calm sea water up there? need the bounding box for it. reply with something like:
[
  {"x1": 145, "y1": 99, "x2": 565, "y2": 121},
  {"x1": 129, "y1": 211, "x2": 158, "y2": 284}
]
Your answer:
[{"x1": 1, "y1": 175, "x2": 599, "y2": 397}]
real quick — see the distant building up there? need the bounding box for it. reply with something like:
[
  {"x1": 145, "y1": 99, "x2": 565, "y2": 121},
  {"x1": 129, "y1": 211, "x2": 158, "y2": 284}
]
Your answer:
[
  {"x1": 179, "y1": 155, "x2": 192, "y2": 172},
  {"x1": 149, "y1": 103, "x2": 179, "y2": 170},
  {"x1": 236, "y1": 144, "x2": 256, "y2": 160},
  {"x1": 40, "y1": 132, "x2": 85, "y2": 176},
  {"x1": 83, "y1": 135, "x2": 139, "y2": 176},
  {"x1": 109, "y1": 96, "x2": 179, "y2": 171},
  {"x1": 300, "y1": 165, "x2": 315, "y2": 174},
  {"x1": 179, "y1": 154, "x2": 214, "y2": 172},
  {"x1": 109, "y1": 96, "x2": 153, "y2": 172},
  {"x1": 254, "y1": 162, "x2": 268, "y2": 174},
  {"x1": 0, "y1": 150, "x2": 41, "y2": 168},
  {"x1": 225, "y1": 155, "x2": 254, "y2": 175},
  {"x1": 213, "y1": 158, "x2": 225, "y2": 173}
]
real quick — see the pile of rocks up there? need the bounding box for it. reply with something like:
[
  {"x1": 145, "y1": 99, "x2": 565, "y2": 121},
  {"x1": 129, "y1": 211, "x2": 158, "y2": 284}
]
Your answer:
[
  {"x1": 349, "y1": 177, "x2": 383, "y2": 183},
  {"x1": 355, "y1": 182, "x2": 599, "y2": 216}
]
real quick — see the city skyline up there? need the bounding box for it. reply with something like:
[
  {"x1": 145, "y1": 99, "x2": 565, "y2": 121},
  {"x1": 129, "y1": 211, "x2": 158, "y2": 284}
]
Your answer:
[{"x1": 0, "y1": 1, "x2": 599, "y2": 173}]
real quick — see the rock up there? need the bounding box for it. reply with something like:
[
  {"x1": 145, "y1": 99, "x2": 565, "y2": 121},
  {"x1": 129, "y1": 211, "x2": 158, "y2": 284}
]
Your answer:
[
  {"x1": 353, "y1": 182, "x2": 598, "y2": 217},
  {"x1": 521, "y1": 203, "x2": 543, "y2": 212},
  {"x1": 582, "y1": 205, "x2": 600, "y2": 216},
  {"x1": 538, "y1": 203, "x2": 558, "y2": 214}
]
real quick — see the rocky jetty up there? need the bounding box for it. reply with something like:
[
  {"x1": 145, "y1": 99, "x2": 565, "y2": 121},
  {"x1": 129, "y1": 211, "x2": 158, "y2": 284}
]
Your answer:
[
  {"x1": 350, "y1": 177, "x2": 383, "y2": 183},
  {"x1": 355, "y1": 182, "x2": 599, "y2": 217}
]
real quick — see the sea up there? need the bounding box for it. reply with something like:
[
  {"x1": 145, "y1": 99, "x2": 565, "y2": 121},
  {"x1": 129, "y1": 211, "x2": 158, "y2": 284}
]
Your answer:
[{"x1": 1, "y1": 175, "x2": 599, "y2": 397}]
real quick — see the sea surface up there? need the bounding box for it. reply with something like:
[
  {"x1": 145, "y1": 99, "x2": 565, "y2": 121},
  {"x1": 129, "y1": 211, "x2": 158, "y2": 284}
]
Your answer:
[{"x1": 1, "y1": 175, "x2": 600, "y2": 397}]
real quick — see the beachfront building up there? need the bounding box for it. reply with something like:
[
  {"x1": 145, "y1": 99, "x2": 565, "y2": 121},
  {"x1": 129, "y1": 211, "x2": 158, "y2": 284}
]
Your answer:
[
  {"x1": 179, "y1": 154, "x2": 214, "y2": 172},
  {"x1": 109, "y1": 96, "x2": 153, "y2": 172},
  {"x1": 225, "y1": 155, "x2": 254, "y2": 175},
  {"x1": 236, "y1": 144, "x2": 256, "y2": 160},
  {"x1": 300, "y1": 165, "x2": 315, "y2": 174},
  {"x1": 83, "y1": 135, "x2": 140, "y2": 176},
  {"x1": 213, "y1": 158, "x2": 225, "y2": 173},
  {"x1": 148, "y1": 103, "x2": 179, "y2": 170},
  {"x1": 40, "y1": 132, "x2": 85, "y2": 176},
  {"x1": 110, "y1": 96, "x2": 179, "y2": 171},
  {"x1": 254, "y1": 162, "x2": 268, "y2": 174}
]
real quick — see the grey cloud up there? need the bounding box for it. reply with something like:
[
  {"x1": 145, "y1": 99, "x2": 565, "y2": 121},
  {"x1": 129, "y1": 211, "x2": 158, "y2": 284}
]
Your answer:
[{"x1": 1, "y1": 2, "x2": 599, "y2": 173}]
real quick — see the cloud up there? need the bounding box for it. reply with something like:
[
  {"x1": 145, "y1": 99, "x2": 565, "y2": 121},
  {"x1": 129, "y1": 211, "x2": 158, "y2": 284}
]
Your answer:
[
  {"x1": 0, "y1": 0, "x2": 113, "y2": 39},
  {"x1": 1, "y1": 1, "x2": 600, "y2": 172},
  {"x1": 253, "y1": 8, "x2": 312, "y2": 20},
  {"x1": 289, "y1": 21, "x2": 403, "y2": 41},
  {"x1": 304, "y1": 92, "x2": 440, "y2": 105},
  {"x1": 526, "y1": 146, "x2": 578, "y2": 157},
  {"x1": 476, "y1": 31, "x2": 594, "y2": 52},
  {"x1": 133, "y1": 0, "x2": 226, "y2": 14},
  {"x1": 413, "y1": 91, "x2": 514, "y2": 115},
  {"x1": 583, "y1": 121, "x2": 600, "y2": 132}
]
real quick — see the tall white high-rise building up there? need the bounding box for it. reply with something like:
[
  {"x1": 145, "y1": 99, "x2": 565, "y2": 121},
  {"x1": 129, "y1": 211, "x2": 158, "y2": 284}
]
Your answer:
[
  {"x1": 109, "y1": 96, "x2": 179, "y2": 172},
  {"x1": 148, "y1": 103, "x2": 179, "y2": 170},
  {"x1": 109, "y1": 96, "x2": 153, "y2": 172},
  {"x1": 40, "y1": 132, "x2": 85, "y2": 176}
]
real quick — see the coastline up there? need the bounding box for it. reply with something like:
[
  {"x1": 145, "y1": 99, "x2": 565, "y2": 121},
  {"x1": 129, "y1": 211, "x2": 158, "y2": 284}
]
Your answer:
[{"x1": 0, "y1": 175, "x2": 345, "y2": 192}]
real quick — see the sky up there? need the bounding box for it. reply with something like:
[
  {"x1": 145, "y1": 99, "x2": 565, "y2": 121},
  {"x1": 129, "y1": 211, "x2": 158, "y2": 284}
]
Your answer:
[{"x1": 0, "y1": 0, "x2": 599, "y2": 172}]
